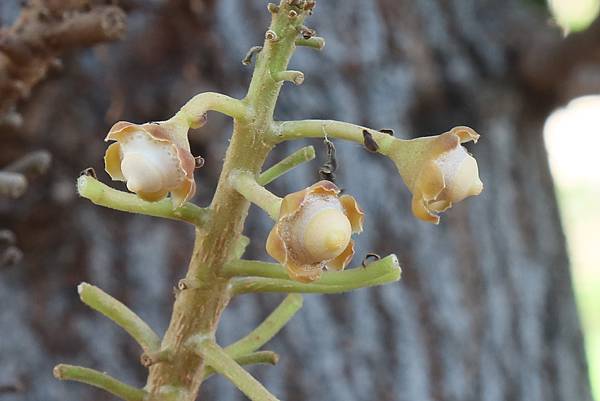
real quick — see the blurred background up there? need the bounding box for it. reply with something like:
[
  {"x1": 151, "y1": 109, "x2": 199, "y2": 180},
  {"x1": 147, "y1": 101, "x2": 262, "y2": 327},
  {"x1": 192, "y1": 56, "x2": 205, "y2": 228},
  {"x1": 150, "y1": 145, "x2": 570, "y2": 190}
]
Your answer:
[{"x1": 0, "y1": 0, "x2": 598, "y2": 400}]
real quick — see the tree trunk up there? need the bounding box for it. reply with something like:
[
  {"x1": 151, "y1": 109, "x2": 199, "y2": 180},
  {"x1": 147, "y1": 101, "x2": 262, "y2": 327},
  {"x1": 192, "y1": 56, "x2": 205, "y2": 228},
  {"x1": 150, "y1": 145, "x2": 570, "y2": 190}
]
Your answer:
[{"x1": 0, "y1": 1, "x2": 594, "y2": 401}]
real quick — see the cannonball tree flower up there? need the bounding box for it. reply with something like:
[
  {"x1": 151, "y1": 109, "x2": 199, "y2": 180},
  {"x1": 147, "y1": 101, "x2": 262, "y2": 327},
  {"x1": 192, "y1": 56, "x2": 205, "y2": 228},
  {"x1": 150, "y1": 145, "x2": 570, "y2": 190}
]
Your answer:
[
  {"x1": 103, "y1": 118, "x2": 196, "y2": 207},
  {"x1": 384, "y1": 126, "x2": 483, "y2": 224},
  {"x1": 266, "y1": 180, "x2": 364, "y2": 283}
]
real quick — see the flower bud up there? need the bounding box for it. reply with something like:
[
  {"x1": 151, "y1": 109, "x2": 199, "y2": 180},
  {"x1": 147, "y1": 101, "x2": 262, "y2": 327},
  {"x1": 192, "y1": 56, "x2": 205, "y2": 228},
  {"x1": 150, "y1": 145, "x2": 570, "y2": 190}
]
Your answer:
[
  {"x1": 103, "y1": 119, "x2": 196, "y2": 207},
  {"x1": 266, "y1": 181, "x2": 364, "y2": 282},
  {"x1": 384, "y1": 126, "x2": 483, "y2": 224}
]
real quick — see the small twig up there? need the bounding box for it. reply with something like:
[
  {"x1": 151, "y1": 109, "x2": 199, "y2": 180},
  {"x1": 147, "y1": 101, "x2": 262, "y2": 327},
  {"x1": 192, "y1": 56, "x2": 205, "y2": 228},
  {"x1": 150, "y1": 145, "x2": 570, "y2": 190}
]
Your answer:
[
  {"x1": 140, "y1": 348, "x2": 173, "y2": 368},
  {"x1": 271, "y1": 70, "x2": 304, "y2": 85},
  {"x1": 194, "y1": 340, "x2": 281, "y2": 401},
  {"x1": 225, "y1": 294, "x2": 303, "y2": 358},
  {"x1": 53, "y1": 364, "x2": 146, "y2": 401},
  {"x1": 77, "y1": 175, "x2": 210, "y2": 226},
  {"x1": 242, "y1": 46, "x2": 263, "y2": 66},
  {"x1": 257, "y1": 146, "x2": 315, "y2": 185},
  {"x1": 203, "y1": 351, "x2": 279, "y2": 379},
  {"x1": 295, "y1": 36, "x2": 325, "y2": 50},
  {"x1": 229, "y1": 170, "x2": 282, "y2": 220},
  {"x1": 78, "y1": 282, "x2": 161, "y2": 353}
]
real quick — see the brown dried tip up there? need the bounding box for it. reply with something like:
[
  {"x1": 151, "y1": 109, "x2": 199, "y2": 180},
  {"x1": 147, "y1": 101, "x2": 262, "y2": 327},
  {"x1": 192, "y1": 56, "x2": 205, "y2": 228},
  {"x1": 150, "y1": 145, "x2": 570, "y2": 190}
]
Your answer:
[
  {"x1": 362, "y1": 130, "x2": 379, "y2": 152},
  {"x1": 79, "y1": 167, "x2": 97, "y2": 179}
]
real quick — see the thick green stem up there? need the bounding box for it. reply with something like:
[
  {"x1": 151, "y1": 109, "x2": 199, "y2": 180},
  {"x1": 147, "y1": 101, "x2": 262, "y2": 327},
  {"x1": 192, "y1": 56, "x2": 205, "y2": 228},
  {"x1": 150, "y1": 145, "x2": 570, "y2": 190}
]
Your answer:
[
  {"x1": 225, "y1": 294, "x2": 303, "y2": 358},
  {"x1": 144, "y1": 2, "x2": 310, "y2": 400},
  {"x1": 53, "y1": 364, "x2": 145, "y2": 401},
  {"x1": 227, "y1": 255, "x2": 402, "y2": 294},
  {"x1": 203, "y1": 351, "x2": 279, "y2": 379},
  {"x1": 229, "y1": 170, "x2": 282, "y2": 219},
  {"x1": 258, "y1": 145, "x2": 315, "y2": 185},
  {"x1": 77, "y1": 175, "x2": 209, "y2": 226},
  {"x1": 78, "y1": 283, "x2": 161, "y2": 353},
  {"x1": 195, "y1": 340, "x2": 281, "y2": 401}
]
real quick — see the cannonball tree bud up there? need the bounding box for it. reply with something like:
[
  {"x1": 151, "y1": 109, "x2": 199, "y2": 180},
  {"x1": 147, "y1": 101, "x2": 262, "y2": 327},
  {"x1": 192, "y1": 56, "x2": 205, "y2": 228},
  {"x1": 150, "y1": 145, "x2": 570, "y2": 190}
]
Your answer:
[
  {"x1": 103, "y1": 118, "x2": 197, "y2": 207},
  {"x1": 266, "y1": 180, "x2": 364, "y2": 283},
  {"x1": 383, "y1": 126, "x2": 483, "y2": 224}
]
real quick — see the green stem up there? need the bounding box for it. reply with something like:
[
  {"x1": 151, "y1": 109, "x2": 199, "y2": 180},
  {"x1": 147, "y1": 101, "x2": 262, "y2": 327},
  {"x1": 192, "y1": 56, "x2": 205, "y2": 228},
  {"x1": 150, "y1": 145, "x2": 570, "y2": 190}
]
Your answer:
[
  {"x1": 203, "y1": 351, "x2": 279, "y2": 379},
  {"x1": 229, "y1": 170, "x2": 282, "y2": 219},
  {"x1": 78, "y1": 282, "x2": 161, "y2": 353},
  {"x1": 227, "y1": 255, "x2": 401, "y2": 294},
  {"x1": 53, "y1": 364, "x2": 145, "y2": 401},
  {"x1": 270, "y1": 70, "x2": 304, "y2": 85},
  {"x1": 176, "y1": 92, "x2": 250, "y2": 127},
  {"x1": 195, "y1": 340, "x2": 281, "y2": 401},
  {"x1": 295, "y1": 37, "x2": 325, "y2": 50},
  {"x1": 269, "y1": 119, "x2": 397, "y2": 154},
  {"x1": 225, "y1": 294, "x2": 303, "y2": 358},
  {"x1": 77, "y1": 175, "x2": 209, "y2": 226},
  {"x1": 257, "y1": 145, "x2": 315, "y2": 186}
]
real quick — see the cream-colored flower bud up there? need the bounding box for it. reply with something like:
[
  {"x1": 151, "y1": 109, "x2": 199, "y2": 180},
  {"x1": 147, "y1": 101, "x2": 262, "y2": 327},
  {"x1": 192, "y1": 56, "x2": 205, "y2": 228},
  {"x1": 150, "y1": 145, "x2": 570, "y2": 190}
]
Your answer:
[
  {"x1": 303, "y1": 208, "x2": 352, "y2": 262},
  {"x1": 104, "y1": 119, "x2": 197, "y2": 207},
  {"x1": 266, "y1": 181, "x2": 364, "y2": 283},
  {"x1": 435, "y1": 145, "x2": 483, "y2": 203},
  {"x1": 383, "y1": 126, "x2": 483, "y2": 224}
]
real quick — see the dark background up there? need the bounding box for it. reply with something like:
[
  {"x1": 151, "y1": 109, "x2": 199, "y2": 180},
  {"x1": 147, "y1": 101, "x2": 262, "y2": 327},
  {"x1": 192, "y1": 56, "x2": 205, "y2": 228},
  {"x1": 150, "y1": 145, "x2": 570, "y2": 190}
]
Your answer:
[{"x1": 0, "y1": 1, "x2": 597, "y2": 400}]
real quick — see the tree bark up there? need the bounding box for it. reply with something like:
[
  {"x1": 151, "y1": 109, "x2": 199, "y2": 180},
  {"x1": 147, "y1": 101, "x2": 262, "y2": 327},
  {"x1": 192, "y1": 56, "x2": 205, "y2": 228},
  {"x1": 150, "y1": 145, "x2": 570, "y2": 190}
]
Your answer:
[{"x1": 0, "y1": 1, "x2": 593, "y2": 401}]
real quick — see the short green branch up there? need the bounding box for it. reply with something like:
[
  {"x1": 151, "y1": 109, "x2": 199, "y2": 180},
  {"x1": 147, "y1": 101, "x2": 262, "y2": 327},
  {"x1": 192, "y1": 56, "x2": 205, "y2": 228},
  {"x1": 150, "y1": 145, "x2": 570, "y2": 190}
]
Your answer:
[
  {"x1": 77, "y1": 175, "x2": 210, "y2": 226},
  {"x1": 269, "y1": 119, "x2": 396, "y2": 153},
  {"x1": 53, "y1": 364, "x2": 145, "y2": 401},
  {"x1": 176, "y1": 91, "x2": 250, "y2": 127},
  {"x1": 257, "y1": 145, "x2": 315, "y2": 186},
  {"x1": 194, "y1": 340, "x2": 281, "y2": 401},
  {"x1": 203, "y1": 351, "x2": 279, "y2": 379},
  {"x1": 229, "y1": 170, "x2": 282, "y2": 219},
  {"x1": 226, "y1": 294, "x2": 303, "y2": 358},
  {"x1": 227, "y1": 255, "x2": 401, "y2": 295},
  {"x1": 271, "y1": 70, "x2": 304, "y2": 85},
  {"x1": 295, "y1": 36, "x2": 325, "y2": 50},
  {"x1": 78, "y1": 282, "x2": 161, "y2": 353}
]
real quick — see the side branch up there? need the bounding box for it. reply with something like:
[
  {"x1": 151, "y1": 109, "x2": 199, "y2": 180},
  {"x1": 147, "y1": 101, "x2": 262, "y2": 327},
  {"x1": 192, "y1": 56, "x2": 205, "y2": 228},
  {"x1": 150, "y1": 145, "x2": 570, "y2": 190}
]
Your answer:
[
  {"x1": 77, "y1": 175, "x2": 210, "y2": 226},
  {"x1": 269, "y1": 119, "x2": 396, "y2": 153},
  {"x1": 258, "y1": 145, "x2": 315, "y2": 185},
  {"x1": 295, "y1": 37, "x2": 325, "y2": 50},
  {"x1": 228, "y1": 255, "x2": 401, "y2": 295},
  {"x1": 225, "y1": 294, "x2": 303, "y2": 358},
  {"x1": 194, "y1": 340, "x2": 281, "y2": 401},
  {"x1": 78, "y1": 283, "x2": 161, "y2": 353},
  {"x1": 203, "y1": 351, "x2": 279, "y2": 379},
  {"x1": 229, "y1": 170, "x2": 282, "y2": 219},
  {"x1": 177, "y1": 92, "x2": 251, "y2": 127},
  {"x1": 53, "y1": 364, "x2": 145, "y2": 401}
]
